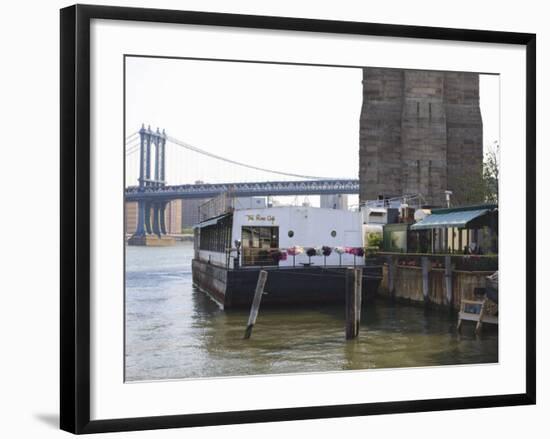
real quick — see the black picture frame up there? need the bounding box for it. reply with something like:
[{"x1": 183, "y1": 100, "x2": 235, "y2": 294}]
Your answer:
[{"x1": 60, "y1": 4, "x2": 536, "y2": 434}]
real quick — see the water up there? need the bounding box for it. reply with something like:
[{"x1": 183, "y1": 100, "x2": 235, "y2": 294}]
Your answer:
[{"x1": 125, "y1": 242, "x2": 498, "y2": 382}]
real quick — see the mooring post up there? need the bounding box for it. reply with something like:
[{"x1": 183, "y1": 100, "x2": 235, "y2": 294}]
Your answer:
[
  {"x1": 421, "y1": 256, "x2": 430, "y2": 303},
  {"x1": 244, "y1": 270, "x2": 268, "y2": 339},
  {"x1": 444, "y1": 255, "x2": 453, "y2": 308},
  {"x1": 387, "y1": 255, "x2": 395, "y2": 297},
  {"x1": 355, "y1": 268, "x2": 363, "y2": 336},
  {"x1": 345, "y1": 267, "x2": 361, "y2": 339},
  {"x1": 475, "y1": 299, "x2": 487, "y2": 335}
]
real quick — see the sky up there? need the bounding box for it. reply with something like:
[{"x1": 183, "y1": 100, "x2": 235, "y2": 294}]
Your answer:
[{"x1": 125, "y1": 57, "x2": 499, "y2": 205}]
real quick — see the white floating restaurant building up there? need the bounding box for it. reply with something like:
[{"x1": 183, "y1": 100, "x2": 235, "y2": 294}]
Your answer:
[
  {"x1": 192, "y1": 204, "x2": 381, "y2": 308},
  {"x1": 195, "y1": 206, "x2": 365, "y2": 268}
]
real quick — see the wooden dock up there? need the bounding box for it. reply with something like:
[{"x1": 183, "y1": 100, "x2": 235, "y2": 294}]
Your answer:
[
  {"x1": 457, "y1": 298, "x2": 498, "y2": 334},
  {"x1": 378, "y1": 252, "x2": 497, "y2": 311}
]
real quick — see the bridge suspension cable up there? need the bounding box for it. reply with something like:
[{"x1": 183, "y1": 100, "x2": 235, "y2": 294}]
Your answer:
[
  {"x1": 126, "y1": 131, "x2": 139, "y2": 142},
  {"x1": 126, "y1": 144, "x2": 140, "y2": 155},
  {"x1": 165, "y1": 135, "x2": 330, "y2": 180},
  {"x1": 125, "y1": 128, "x2": 352, "y2": 186}
]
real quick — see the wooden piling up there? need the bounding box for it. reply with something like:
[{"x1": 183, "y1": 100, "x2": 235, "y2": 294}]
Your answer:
[
  {"x1": 355, "y1": 268, "x2": 363, "y2": 336},
  {"x1": 444, "y1": 255, "x2": 453, "y2": 307},
  {"x1": 387, "y1": 256, "x2": 395, "y2": 297},
  {"x1": 244, "y1": 270, "x2": 268, "y2": 339},
  {"x1": 345, "y1": 267, "x2": 361, "y2": 339},
  {"x1": 421, "y1": 256, "x2": 430, "y2": 303}
]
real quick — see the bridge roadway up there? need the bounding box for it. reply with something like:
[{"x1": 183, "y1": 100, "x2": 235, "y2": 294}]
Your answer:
[{"x1": 125, "y1": 179, "x2": 359, "y2": 201}]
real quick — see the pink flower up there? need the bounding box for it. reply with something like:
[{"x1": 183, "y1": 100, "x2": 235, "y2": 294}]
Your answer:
[{"x1": 287, "y1": 246, "x2": 304, "y2": 256}]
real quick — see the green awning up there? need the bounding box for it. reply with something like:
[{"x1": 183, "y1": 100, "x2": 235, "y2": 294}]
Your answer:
[{"x1": 411, "y1": 208, "x2": 489, "y2": 230}]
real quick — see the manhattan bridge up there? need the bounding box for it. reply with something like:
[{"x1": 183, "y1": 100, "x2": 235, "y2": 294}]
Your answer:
[{"x1": 125, "y1": 125, "x2": 359, "y2": 238}]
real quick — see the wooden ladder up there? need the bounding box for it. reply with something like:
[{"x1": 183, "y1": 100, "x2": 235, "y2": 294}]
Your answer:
[{"x1": 457, "y1": 298, "x2": 497, "y2": 335}]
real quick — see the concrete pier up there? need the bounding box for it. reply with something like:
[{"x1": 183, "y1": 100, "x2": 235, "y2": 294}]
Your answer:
[{"x1": 127, "y1": 234, "x2": 176, "y2": 246}]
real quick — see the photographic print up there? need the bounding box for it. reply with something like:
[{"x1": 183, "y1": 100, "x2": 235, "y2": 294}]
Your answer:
[
  {"x1": 60, "y1": 5, "x2": 535, "y2": 433},
  {"x1": 124, "y1": 57, "x2": 500, "y2": 382}
]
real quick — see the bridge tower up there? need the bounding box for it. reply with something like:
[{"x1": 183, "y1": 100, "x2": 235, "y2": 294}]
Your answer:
[
  {"x1": 128, "y1": 125, "x2": 176, "y2": 246},
  {"x1": 359, "y1": 67, "x2": 483, "y2": 206}
]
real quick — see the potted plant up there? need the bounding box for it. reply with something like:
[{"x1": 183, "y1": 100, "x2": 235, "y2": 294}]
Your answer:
[
  {"x1": 306, "y1": 247, "x2": 317, "y2": 266},
  {"x1": 322, "y1": 246, "x2": 332, "y2": 266}
]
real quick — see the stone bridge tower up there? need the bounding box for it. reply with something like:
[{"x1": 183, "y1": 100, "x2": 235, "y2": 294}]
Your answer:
[{"x1": 359, "y1": 68, "x2": 483, "y2": 206}]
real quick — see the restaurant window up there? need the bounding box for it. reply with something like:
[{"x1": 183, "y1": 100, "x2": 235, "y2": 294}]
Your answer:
[
  {"x1": 242, "y1": 226, "x2": 279, "y2": 266},
  {"x1": 198, "y1": 215, "x2": 233, "y2": 252}
]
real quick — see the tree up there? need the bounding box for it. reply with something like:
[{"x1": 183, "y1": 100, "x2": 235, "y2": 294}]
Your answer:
[
  {"x1": 483, "y1": 141, "x2": 499, "y2": 204},
  {"x1": 452, "y1": 141, "x2": 499, "y2": 206}
]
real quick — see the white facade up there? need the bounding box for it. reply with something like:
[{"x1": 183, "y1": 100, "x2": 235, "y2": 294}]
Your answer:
[
  {"x1": 231, "y1": 206, "x2": 364, "y2": 267},
  {"x1": 362, "y1": 207, "x2": 388, "y2": 225},
  {"x1": 320, "y1": 194, "x2": 348, "y2": 210}
]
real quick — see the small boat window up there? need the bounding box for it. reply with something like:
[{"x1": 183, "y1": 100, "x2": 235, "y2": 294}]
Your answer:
[
  {"x1": 288, "y1": 230, "x2": 294, "y2": 238},
  {"x1": 331, "y1": 230, "x2": 337, "y2": 237}
]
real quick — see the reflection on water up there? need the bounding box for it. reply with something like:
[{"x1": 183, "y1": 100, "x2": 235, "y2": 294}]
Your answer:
[{"x1": 125, "y1": 242, "x2": 498, "y2": 382}]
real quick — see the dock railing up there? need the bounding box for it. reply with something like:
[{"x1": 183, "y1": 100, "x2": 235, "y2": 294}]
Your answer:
[
  {"x1": 223, "y1": 246, "x2": 375, "y2": 270},
  {"x1": 198, "y1": 190, "x2": 235, "y2": 222},
  {"x1": 377, "y1": 251, "x2": 498, "y2": 272}
]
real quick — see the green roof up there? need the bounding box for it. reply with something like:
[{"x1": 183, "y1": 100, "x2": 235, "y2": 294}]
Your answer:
[
  {"x1": 429, "y1": 204, "x2": 497, "y2": 215},
  {"x1": 411, "y1": 208, "x2": 490, "y2": 230}
]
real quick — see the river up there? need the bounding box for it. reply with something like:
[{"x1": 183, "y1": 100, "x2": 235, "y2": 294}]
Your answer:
[{"x1": 125, "y1": 242, "x2": 498, "y2": 382}]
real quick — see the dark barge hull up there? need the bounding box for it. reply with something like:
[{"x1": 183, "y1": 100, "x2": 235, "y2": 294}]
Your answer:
[{"x1": 192, "y1": 259, "x2": 382, "y2": 309}]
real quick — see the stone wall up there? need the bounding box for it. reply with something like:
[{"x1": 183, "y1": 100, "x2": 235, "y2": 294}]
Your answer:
[
  {"x1": 359, "y1": 68, "x2": 483, "y2": 206},
  {"x1": 444, "y1": 72, "x2": 484, "y2": 205},
  {"x1": 359, "y1": 68, "x2": 403, "y2": 202}
]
